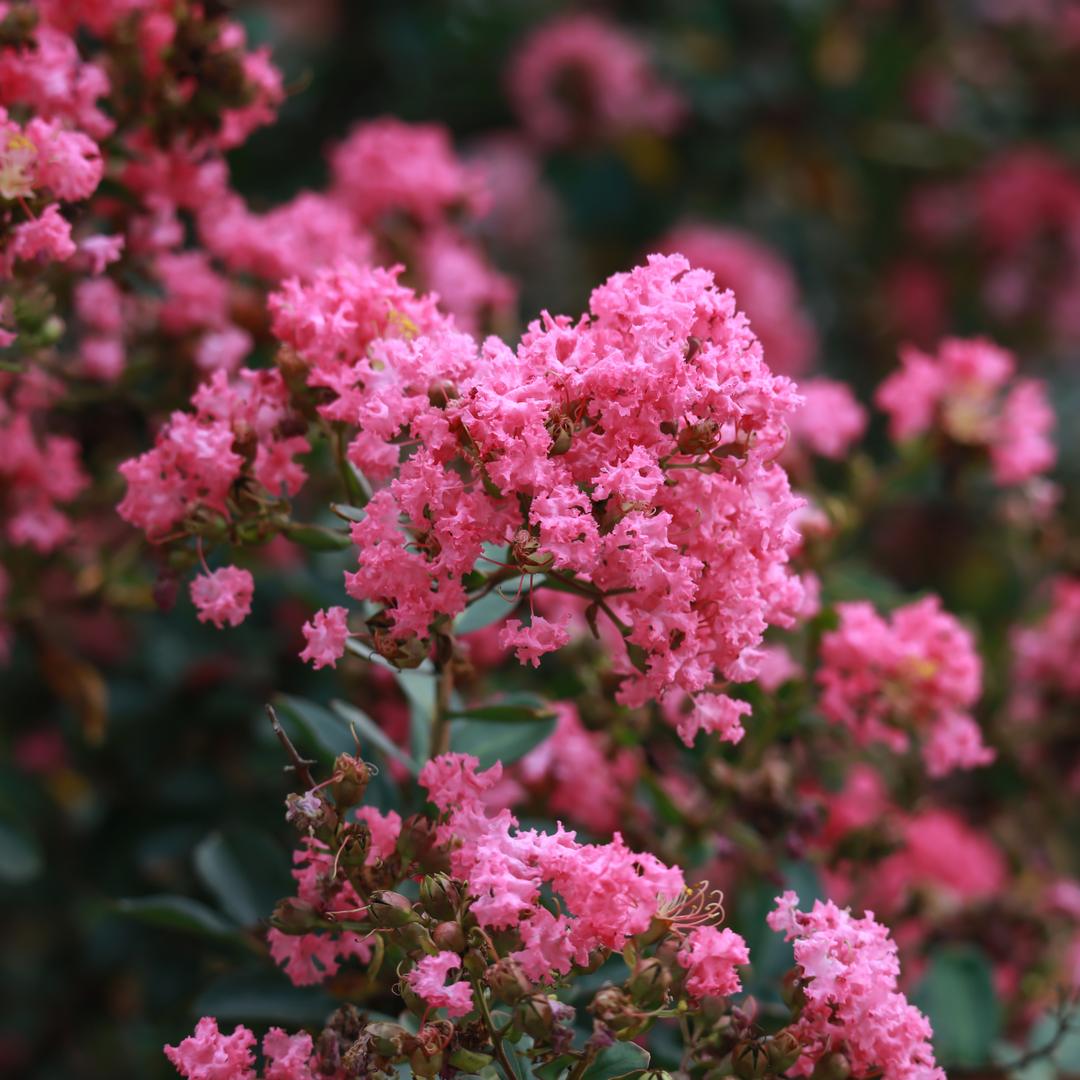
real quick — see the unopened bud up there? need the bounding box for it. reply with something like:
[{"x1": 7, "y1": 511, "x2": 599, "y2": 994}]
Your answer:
[
  {"x1": 448, "y1": 1048, "x2": 494, "y2": 1072},
  {"x1": 406, "y1": 1044, "x2": 443, "y2": 1078},
  {"x1": 589, "y1": 986, "x2": 641, "y2": 1033},
  {"x1": 487, "y1": 958, "x2": 534, "y2": 1006},
  {"x1": 270, "y1": 897, "x2": 323, "y2": 932},
  {"x1": 392, "y1": 921, "x2": 436, "y2": 954},
  {"x1": 367, "y1": 891, "x2": 418, "y2": 928},
  {"x1": 767, "y1": 1028, "x2": 801, "y2": 1074},
  {"x1": 732, "y1": 1040, "x2": 769, "y2": 1080},
  {"x1": 626, "y1": 957, "x2": 671, "y2": 1006},
  {"x1": 810, "y1": 1051, "x2": 850, "y2": 1080},
  {"x1": 330, "y1": 754, "x2": 370, "y2": 810},
  {"x1": 419, "y1": 873, "x2": 461, "y2": 921},
  {"x1": 432, "y1": 921, "x2": 466, "y2": 953},
  {"x1": 514, "y1": 994, "x2": 555, "y2": 1041},
  {"x1": 781, "y1": 967, "x2": 808, "y2": 1016},
  {"x1": 395, "y1": 814, "x2": 439, "y2": 868}
]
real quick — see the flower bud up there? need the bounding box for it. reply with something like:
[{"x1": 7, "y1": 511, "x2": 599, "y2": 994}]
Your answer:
[
  {"x1": 367, "y1": 891, "x2": 418, "y2": 928},
  {"x1": 732, "y1": 1040, "x2": 769, "y2": 1080},
  {"x1": 270, "y1": 897, "x2": 324, "y2": 932},
  {"x1": 487, "y1": 958, "x2": 534, "y2": 1006},
  {"x1": 419, "y1": 873, "x2": 461, "y2": 921},
  {"x1": 781, "y1": 966, "x2": 808, "y2": 1017},
  {"x1": 766, "y1": 1028, "x2": 801, "y2": 1075},
  {"x1": 406, "y1": 1044, "x2": 443, "y2": 1078},
  {"x1": 625, "y1": 957, "x2": 671, "y2": 1006},
  {"x1": 448, "y1": 1048, "x2": 494, "y2": 1072},
  {"x1": 432, "y1": 921, "x2": 467, "y2": 953},
  {"x1": 395, "y1": 813, "x2": 439, "y2": 868},
  {"x1": 391, "y1": 921, "x2": 436, "y2": 954},
  {"x1": 514, "y1": 994, "x2": 555, "y2": 1042},
  {"x1": 399, "y1": 979, "x2": 428, "y2": 1018},
  {"x1": 330, "y1": 753, "x2": 370, "y2": 810},
  {"x1": 678, "y1": 418, "x2": 720, "y2": 455},
  {"x1": 588, "y1": 986, "x2": 645, "y2": 1035},
  {"x1": 810, "y1": 1051, "x2": 850, "y2": 1080},
  {"x1": 365, "y1": 1022, "x2": 408, "y2": 1058}
]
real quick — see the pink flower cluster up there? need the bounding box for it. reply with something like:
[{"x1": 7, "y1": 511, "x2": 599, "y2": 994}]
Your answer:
[
  {"x1": 283, "y1": 254, "x2": 807, "y2": 709},
  {"x1": 787, "y1": 377, "x2": 869, "y2": 462},
  {"x1": 817, "y1": 595, "x2": 994, "y2": 776},
  {"x1": 419, "y1": 752, "x2": 748, "y2": 991},
  {"x1": 875, "y1": 336, "x2": 1055, "y2": 486},
  {"x1": 165, "y1": 1017, "x2": 317, "y2": 1080},
  {"x1": 657, "y1": 224, "x2": 818, "y2": 378},
  {"x1": 506, "y1": 13, "x2": 685, "y2": 148},
  {"x1": 266, "y1": 835, "x2": 385, "y2": 986},
  {"x1": 487, "y1": 702, "x2": 640, "y2": 835},
  {"x1": 768, "y1": 892, "x2": 946, "y2": 1080},
  {"x1": 1009, "y1": 576, "x2": 1080, "y2": 720},
  {"x1": 118, "y1": 368, "x2": 309, "y2": 541}
]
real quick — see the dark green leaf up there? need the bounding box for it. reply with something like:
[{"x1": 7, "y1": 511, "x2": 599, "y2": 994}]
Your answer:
[
  {"x1": 534, "y1": 1056, "x2": 575, "y2": 1080},
  {"x1": 0, "y1": 821, "x2": 42, "y2": 884},
  {"x1": 274, "y1": 693, "x2": 356, "y2": 758},
  {"x1": 448, "y1": 704, "x2": 556, "y2": 723},
  {"x1": 913, "y1": 945, "x2": 999, "y2": 1068},
  {"x1": 449, "y1": 717, "x2": 556, "y2": 770},
  {"x1": 115, "y1": 895, "x2": 247, "y2": 944},
  {"x1": 329, "y1": 699, "x2": 420, "y2": 775},
  {"x1": 193, "y1": 827, "x2": 292, "y2": 928},
  {"x1": 581, "y1": 1042, "x2": 650, "y2": 1080},
  {"x1": 330, "y1": 503, "x2": 366, "y2": 523},
  {"x1": 282, "y1": 523, "x2": 352, "y2": 552}
]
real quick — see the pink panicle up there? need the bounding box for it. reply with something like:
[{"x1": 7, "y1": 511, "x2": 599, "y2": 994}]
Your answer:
[
  {"x1": 657, "y1": 223, "x2": 818, "y2": 377},
  {"x1": 875, "y1": 336, "x2": 1056, "y2": 486},
  {"x1": 767, "y1": 892, "x2": 946, "y2": 1080},
  {"x1": 817, "y1": 595, "x2": 993, "y2": 776},
  {"x1": 1009, "y1": 576, "x2": 1080, "y2": 720},
  {"x1": 788, "y1": 377, "x2": 868, "y2": 461},
  {"x1": 507, "y1": 13, "x2": 685, "y2": 148}
]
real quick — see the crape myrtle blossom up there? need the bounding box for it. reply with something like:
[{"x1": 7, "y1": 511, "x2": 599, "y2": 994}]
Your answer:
[
  {"x1": 1009, "y1": 575, "x2": 1080, "y2": 720},
  {"x1": 165, "y1": 1017, "x2": 320, "y2": 1080},
  {"x1": 403, "y1": 952, "x2": 474, "y2": 1019},
  {"x1": 817, "y1": 595, "x2": 994, "y2": 776},
  {"x1": 657, "y1": 223, "x2": 818, "y2": 378},
  {"x1": 277, "y1": 254, "x2": 808, "y2": 711},
  {"x1": 787, "y1": 377, "x2": 869, "y2": 462},
  {"x1": 768, "y1": 892, "x2": 946, "y2": 1080},
  {"x1": 506, "y1": 13, "x2": 685, "y2": 148},
  {"x1": 875, "y1": 336, "x2": 1056, "y2": 487}
]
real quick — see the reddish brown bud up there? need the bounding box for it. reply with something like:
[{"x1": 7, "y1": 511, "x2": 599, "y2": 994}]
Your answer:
[
  {"x1": 367, "y1": 891, "x2": 417, "y2": 928},
  {"x1": 432, "y1": 921, "x2": 467, "y2": 953},
  {"x1": 487, "y1": 958, "x2": 534, "y2": 1006}
]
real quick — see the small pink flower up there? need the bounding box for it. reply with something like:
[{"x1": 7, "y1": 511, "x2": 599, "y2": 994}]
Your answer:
[
  {"x1": 404, "y1": 951, "x2": 474, "y2": 1019},
  {"x1": 164, "y1": 1017, "x2": 256, "y2": 1080},
  {"x1": 190, "y1": 567, "x2": 254, "y2": 628},
  {"x1": 675, "y1": 692, "x2": 751, "y2": 747},
  {"x1": 678, "y1": 925, "x2": 750, "y2": 1000},
  {"x1": 299, "y1": 606, "x2": 350, "y2": 669},
  {"x1": 499, "y1": 614, "x2": 572, "y2": 668}
]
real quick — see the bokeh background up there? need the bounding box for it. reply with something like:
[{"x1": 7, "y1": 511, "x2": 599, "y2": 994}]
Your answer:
[{"x1": 5, "y1": 1, "x2": 1080, "y2": 1077}]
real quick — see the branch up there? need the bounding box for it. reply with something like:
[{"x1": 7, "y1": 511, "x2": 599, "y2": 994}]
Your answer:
[{"x1": 266, "y1": 704, "x2": 318, "y2": 790}]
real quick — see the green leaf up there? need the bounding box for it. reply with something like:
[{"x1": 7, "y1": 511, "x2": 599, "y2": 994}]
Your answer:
[
  {"x1": 534, "y1": 1056, "x2": 575, "y2": 1080},
  {"x1": 193, "y1": 827, "x2": 293, "y2": 928},
  {"x1": 115, "y1": 895, "x2": 247, "y2": 944},
  {"x1": 581, "y1": 1042, "x2": 650, "y2": 1080},
  {"x1": 0, "y1": 821, "x2": 42, "y2": 884},
  {"x1": 282, "y1": 522, "x2": 352, "y2": 551},
  {"x1": 395, "y1": 668, "x2": 437, "y2": 765},
  {"x1": 449, "y1": 717, "x2": 556, "y2": 770},
  {"x1": 329, "y1": 699, "x2": 420, "y2": 775},
  {"x1": 454, "y1": 590, "x2": 518, "y2": 635},
  {"x1": 913, "y1": 945, "x2": 999, "y2": 1068},
  {"x1": 330, "y1": 503, "x2": 366, "y2": 523},
  {"x1": 448, "y1": 704, "x2": 556, "y2": 723},
  {"x1": 274, "y1": 693, "x2": 356, "y2": 758}
]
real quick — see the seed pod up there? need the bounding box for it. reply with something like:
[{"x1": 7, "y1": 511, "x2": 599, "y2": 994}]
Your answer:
[
  {"x1": 330, "y1": 753, "x2": 370, "y2": 811},
  {"x1": 391, "y1": 921, "x2": 436, "y2": 953},
  {"x1": 419, "y1": 873, "x2": 461, "y2": 921},
  {"x1": 781, "y1": 966, "x2": 808, "y2": 1017},
  {"x1": 487, "y1": 957, "x2": 534, "y2": 1006},
  {"x1": 448, "y1": 1048, "x2": 494, "y2": 1072},
  {"x1": 432, "y1": 920, "x2": 467, "y2": 953},
  {"x1": 367, "y1": 891, "x2": 418, "y2": 928},
  {"x1": 677, "y1": 417, "x2": 720, "y2": 455},
  {"x1": 365, "y1": 1022, "x2": 408, "y2": 1058}
]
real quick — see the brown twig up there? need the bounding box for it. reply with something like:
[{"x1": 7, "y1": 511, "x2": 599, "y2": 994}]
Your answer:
[{"x1": 266, "y1": 704, "x2": 317, "y2": 790}]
